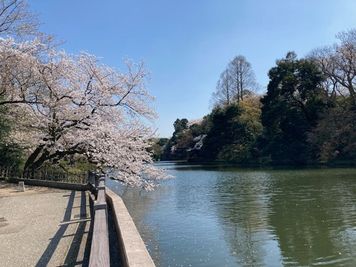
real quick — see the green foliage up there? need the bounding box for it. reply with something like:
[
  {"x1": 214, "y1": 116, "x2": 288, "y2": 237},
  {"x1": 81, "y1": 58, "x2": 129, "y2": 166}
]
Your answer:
[
  {"x1": 58, "y1": 157, "x2": 96, "y2": 174},
  {"x1": 148, "y1": 138, "x2": 169, "y2": 161},
  {"x1": 309, "y1": 100, "x2": 356, "y2": 164},
  {"x1": 162, "y1": 118, "x2": 192, "y2": 160},
  {"x1": 172, "y1": 119, "x2": 188, "y2": 142},
  {"x1": 203, "y1": 97, "x2": 262, "y2": 162},
  {"x1": 0, "y1": 102, "x2": 24, "y2": 171},
  {"x1": 162, "y1": 49, "x2": 355, "y2": 166},
  {"x1": 162, "y1": 96, "x2": 263, "y2": 163},
  {"x1": 202, "y1": 104, "x2": 243, "y2": 160},
  {"x1": 260, "y1": 52, "x2": 327, "y2": 164},
  {"x1": 21, "y1": 157, "x2": 93, "y2": 183},
  {"x1": 0, "y1": 143, "x2": 23, "y2": 170}
]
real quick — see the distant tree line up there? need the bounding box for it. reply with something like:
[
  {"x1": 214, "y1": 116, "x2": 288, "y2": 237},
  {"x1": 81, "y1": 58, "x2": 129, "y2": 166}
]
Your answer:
[{"x1": 154, "y1": 29, "x2": 356, "y2": 166}]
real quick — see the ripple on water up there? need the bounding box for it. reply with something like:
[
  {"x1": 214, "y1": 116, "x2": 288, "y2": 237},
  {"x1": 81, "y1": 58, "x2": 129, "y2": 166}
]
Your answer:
[
  {"x1": 311, "y1": 255, "x2": 353, "y2": 266},
  {"x1": 108, "y1": 166, "x2": 356, "y2": 267}
]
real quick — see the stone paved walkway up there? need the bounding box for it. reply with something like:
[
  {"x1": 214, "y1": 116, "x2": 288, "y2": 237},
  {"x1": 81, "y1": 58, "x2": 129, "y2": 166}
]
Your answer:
[{"x1": 0, "y1": 181, "x2": 91, "y2": 267}]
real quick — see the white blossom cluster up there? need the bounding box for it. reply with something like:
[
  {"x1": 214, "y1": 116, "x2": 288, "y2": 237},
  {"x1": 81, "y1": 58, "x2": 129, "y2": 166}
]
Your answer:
[{"x1": 0, "y1": 38, "x2": 166, "y2": 189}]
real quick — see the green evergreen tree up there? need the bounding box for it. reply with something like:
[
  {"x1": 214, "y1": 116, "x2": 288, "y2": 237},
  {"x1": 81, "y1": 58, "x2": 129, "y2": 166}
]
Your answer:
[{"x1": 260, "y1": 52, "x2": 327, "y2": 164}]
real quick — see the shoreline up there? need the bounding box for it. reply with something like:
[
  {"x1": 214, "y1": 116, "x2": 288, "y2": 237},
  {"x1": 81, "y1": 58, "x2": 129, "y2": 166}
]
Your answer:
[{"x1": 154, "y1": 160, "x2": 356, "y2": 169}]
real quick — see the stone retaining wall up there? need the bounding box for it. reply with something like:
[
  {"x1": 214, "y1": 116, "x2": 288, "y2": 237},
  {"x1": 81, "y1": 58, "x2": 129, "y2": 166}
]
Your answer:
[{"x1": 106, "y1": 188, "x2": 155, "y2": 267}]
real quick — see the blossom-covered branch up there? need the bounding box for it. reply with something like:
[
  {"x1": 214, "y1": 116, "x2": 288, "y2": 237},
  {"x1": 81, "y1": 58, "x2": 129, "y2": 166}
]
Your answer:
[{"x1": 0, "y1": 38, "x2": 166, "y2": 189}]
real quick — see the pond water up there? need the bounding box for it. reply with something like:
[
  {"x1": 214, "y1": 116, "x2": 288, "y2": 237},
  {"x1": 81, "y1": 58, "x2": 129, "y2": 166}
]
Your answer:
[{"x1": 107, "y1": 163, "x2": 356, "y2": 267}]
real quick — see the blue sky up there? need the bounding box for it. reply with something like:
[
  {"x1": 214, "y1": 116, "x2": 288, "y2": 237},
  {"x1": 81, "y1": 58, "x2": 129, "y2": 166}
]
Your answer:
[{"x1": 29, "y1": 0, "x2": 356, "y2": 137}]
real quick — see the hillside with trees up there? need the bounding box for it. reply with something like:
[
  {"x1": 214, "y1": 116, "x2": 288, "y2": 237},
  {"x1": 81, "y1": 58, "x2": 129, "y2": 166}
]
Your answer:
[{"x1": 159, "y1": 29, "x2": 356, "y2": 166}]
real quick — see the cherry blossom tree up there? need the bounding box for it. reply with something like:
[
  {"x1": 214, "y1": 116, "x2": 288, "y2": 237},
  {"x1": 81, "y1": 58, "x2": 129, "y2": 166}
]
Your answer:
[
  {"x1": 0, "y1": 38, "x2": 165, "y2": 189},
  {"x1": 0, "y1": 38, "x2": 47, "y2": 105},
  {"x1": 0, "y1": 0, "x2": 38, "y2": 37}
]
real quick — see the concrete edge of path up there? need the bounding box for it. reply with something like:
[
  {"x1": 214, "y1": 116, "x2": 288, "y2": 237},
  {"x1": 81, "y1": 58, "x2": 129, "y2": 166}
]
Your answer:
[
  {"x1": 106, "y1": 188, "x2": 156, "y2": 267},
  {"x1": 6, "y1": 177, "x2": 89, "y2": 191}
]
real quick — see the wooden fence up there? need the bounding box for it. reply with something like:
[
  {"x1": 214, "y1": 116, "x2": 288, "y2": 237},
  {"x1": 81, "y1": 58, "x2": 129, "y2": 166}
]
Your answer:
[
  {"x1": 88, "y1": 174, "x2": 110, "y2": 267},
  {"x1": 1, "y1": 168, "x2": 111, "y2": 266},
  {"x1": 0, "y1": 168, "x2": 154, "y2": 266},
  {"x1": 0, "y1": 166, "x2": 87, "y2": 184},
  {"x1": 0, "y1": 166, "x2": 19, "y2": 179}
]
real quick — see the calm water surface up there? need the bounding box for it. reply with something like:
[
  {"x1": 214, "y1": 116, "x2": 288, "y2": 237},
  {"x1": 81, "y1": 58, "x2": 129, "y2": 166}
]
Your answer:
[{"x1": 107, "y1": 163, "x2": 356, "y2": 267}]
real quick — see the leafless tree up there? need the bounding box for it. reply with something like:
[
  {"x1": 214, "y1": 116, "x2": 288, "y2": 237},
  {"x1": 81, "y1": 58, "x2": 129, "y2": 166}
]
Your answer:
[
  {"x1": 228, "y1": 55, "x2": 257, "y2": 102},
  {"x1": 211, "y1": 69, "x2": 232, "y2": 107},
  {"x1": 310, "y1": 29, "x2": 356, "y2": 106},
  {"x1": 211, "y1": 55, "x2": 257, "y2": 107}
]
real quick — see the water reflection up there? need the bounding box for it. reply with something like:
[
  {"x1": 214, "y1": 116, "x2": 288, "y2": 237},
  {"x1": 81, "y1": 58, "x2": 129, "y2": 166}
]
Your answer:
[
  {"x1": 266, "y1": 170, "x2": 356, "y2": 266},
  {"x1": 108, "y1": 165, "x2": 356, "y2": 267},
  {"x1": 213, "y1": 172, "x2": 277, "y2": 266}
]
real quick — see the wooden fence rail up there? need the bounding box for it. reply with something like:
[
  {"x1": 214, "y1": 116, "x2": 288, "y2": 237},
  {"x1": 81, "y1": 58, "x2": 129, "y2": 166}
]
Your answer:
[
  {"x1": 88, "y1": 175, "x2": 110, "y2": 267},
  {"x1": 1, "y1": 167, "x2": 111, "y2": 266}
]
